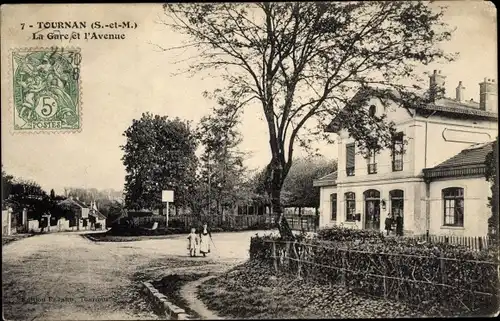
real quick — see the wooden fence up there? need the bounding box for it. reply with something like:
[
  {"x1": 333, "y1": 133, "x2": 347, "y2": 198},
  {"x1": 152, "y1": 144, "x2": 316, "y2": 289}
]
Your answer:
[
  {"x1": 284, "y1": 215, "x2": 318, "y2": 232},
  {"x1": 252, "y1": 238, "x2": 499, "y2": 315},
  {"x1": 406, "y1": 234, "x2": 497, "y2": 252},
  {"x1": 167, "y1": 214, "x2": 275, "y2": 230},
  {"x1": 131, "y1": 213, "x2": 319, "y2": 232},
  {"x1": 130, "y1": 213, "x2": 319, "y2": 232}
]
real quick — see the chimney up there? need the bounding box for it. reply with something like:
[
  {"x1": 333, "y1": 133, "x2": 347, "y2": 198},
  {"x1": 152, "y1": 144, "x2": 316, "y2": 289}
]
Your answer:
[
  {"x1": 479, "y1": 78, "x2": 498, "y2": 112},
  {"x1": 429, "y1": 70, "x2": 446, "y2": 102},
  {"x1": 455, "y1": 81, "x2": 465, "y2": 102}
]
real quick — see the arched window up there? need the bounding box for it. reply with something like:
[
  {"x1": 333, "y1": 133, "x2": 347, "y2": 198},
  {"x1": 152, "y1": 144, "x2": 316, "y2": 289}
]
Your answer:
[
  {"x1": 442, "y1": 187, "x2": 464, "y2": 226},
  {"x1": 330, "y1": 194, "x2": 337, "y2": 221},
  {"x1": 363, "y1": 189, "x2": 380, "y2": 199},
  {"x1": 389, "y1": 189, "x2": 404, "y2": 218},
  {"x1": 345, "y1": 192, "x2": 356, "y2": 221},
  {"x1": 368, "y1": 105, "x2": 376, "y2": 117}
]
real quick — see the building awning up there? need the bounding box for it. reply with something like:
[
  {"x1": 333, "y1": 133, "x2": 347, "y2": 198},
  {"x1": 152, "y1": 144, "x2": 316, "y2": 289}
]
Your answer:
[{"x1": 313, "y1": 171, "x2": 338, "y2": 187}]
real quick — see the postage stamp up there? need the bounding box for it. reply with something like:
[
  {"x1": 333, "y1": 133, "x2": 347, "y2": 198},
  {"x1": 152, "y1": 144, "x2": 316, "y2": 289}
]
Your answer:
[{"x1": 11, "y1": 47, "x2": 82, "y2": 132}]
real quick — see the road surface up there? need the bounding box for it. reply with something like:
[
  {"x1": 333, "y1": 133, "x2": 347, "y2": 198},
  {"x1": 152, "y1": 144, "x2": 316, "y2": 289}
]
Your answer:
[{"x1": 2, "y1": 230, "x2": 270, "y2": 320}]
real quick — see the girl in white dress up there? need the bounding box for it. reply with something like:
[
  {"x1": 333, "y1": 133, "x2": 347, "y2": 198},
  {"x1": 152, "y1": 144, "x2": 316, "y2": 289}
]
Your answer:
[{"x1": 198, "y1": 223, "x2": 212, "y2": 257}]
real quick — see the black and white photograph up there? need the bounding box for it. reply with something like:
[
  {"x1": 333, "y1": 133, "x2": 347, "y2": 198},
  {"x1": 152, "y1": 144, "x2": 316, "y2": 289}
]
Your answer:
[{"x1": 1, "y1": 1, "x2": 498, "y2": 319}]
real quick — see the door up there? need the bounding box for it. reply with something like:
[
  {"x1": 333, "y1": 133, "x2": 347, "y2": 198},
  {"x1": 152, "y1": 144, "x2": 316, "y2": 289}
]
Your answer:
[
  {"x1": 364, "y1": 190, "x2": 381, "y2": 230},
  {"x1": 390, "y1": 190, "x2": 404, "y2": 235}
]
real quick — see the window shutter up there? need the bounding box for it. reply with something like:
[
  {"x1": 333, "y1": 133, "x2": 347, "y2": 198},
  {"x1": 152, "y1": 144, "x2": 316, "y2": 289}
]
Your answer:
[{"x1": 346, "y1": 143, "x2": 355, "y2": 168}]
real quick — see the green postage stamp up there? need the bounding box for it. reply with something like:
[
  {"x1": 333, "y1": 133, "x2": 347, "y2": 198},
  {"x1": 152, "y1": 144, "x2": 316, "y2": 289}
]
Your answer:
[{"x1": 11, "y1": 47, "x2": 82, "y2": 132}]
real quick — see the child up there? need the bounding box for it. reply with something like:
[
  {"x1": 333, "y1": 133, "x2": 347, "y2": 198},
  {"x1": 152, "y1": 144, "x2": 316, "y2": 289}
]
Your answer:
[{"x1": 187, "y1": 228, "x2": 199, "y2": 257}]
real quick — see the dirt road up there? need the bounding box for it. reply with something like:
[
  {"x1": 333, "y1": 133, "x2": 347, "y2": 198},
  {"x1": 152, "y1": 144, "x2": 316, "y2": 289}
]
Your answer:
[{"x1": 2, "y1": 230, "x2": 267, "y2": 320}]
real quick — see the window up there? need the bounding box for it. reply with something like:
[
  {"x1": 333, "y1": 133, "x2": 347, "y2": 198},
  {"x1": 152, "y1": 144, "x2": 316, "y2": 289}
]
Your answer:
[
  {"x1": 330, "y1": 194, "x2": 337, "y2": 221},
  {"x1": 369, "y1": 105, "x2": 376, "y2": 117},
  {"x1": 346, "y1": 143, "x2": 355, "y2": 176},
  {"x1": 392, "y1": 132, "x2": 404, "y2": 171},
  {"x1": 442, "y1": 187, "x2": 464, "y2": 227},
  {"x1": 345, "y1": 192, "x2": 356, "y2": 221},
  {"x1": 367, "y1": 149, "x2": 377, "y2": 174},
  {"x1": 390, "y1": 189, "x2": 404, "y2": 218}
]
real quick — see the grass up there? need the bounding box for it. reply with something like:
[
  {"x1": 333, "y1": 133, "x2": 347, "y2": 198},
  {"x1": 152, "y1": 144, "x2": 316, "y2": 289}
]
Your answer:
[
  {"x1": 85, "y1": 226, "x2": 277, "y2": 243},
  {"x1": 84, "y1": 232, "x2": 183, "y2": 242},
  {"x1": 2, "y1": 233, "x2": 34, "y2": 246},
  {"x1": 197, "y1": 260, "x2": 448, "y2": 319}
]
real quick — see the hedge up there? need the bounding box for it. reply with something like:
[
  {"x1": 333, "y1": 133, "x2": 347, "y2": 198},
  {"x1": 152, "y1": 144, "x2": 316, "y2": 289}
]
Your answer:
[{"x1": 249, "y1": 228, "x2": 499, "y2": 316}]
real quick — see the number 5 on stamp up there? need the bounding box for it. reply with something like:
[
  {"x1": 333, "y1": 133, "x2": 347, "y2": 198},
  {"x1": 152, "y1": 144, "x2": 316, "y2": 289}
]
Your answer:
[{"x1": 11, "y1": 47, "x2": 82, "y2": 132}]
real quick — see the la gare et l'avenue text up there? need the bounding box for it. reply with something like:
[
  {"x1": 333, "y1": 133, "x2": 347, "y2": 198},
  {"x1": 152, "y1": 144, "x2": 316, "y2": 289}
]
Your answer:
[{"x1": 33, "y1": 31, "x2": 126, "y2": 40}]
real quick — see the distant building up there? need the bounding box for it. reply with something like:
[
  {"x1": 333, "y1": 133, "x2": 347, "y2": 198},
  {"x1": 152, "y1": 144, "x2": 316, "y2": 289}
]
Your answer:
[
  {"x1": 314, "y1": 71, "x2": 497, "y2": 237},
  {"x1": 58, "y1": 197, "x2": 107, "y2": 230}
]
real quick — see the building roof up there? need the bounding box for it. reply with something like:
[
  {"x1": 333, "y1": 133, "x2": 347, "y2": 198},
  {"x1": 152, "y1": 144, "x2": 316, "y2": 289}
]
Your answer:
[
  {"x1": 313, "y1": 171, "x2": 338, "y2": 187},
  {"x1": 90, "y1": 209, "x2": 107, "y2": 220},
  {"x1": 416, "y1": 98, "x2": 498, "y2": 119},
  {"x1": 434, "y1": 141, "x2": 493, "y2": 168},
  {"x1": 325, "y1": 91, "x2": 497, "y2": 133},
  {"x1": 423, "y1": 141, "x2": 494, "y2": 180},
  {"x1": 58, "y1": 198, "x2": 90, "y2": 209}
]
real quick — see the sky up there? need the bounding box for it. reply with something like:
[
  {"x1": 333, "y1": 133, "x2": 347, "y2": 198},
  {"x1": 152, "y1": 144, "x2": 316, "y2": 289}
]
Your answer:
[{"x1": 1, "y1": 1, "x2": 497, "y2": 194}]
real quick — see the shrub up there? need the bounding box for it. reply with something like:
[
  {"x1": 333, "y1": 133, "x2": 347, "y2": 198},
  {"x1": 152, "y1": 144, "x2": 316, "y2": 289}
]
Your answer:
[
  {"x1": 317, "y1": 226, "x2": 385, "y2": 243},
  {"x1": 249, "y1": 227, "x2": 499, "y2": 316}
]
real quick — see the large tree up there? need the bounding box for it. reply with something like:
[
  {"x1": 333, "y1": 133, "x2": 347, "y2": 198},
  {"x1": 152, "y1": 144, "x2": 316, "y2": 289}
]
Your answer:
[
  {"x1": 162, "y1": 2, "x2": 454, "y2": 239},
  {"x1": 122, "y1": 113, "x2": 198, "y2": 212},
  {"x1": 197, "y1": 105, "x2": 248, "y2": 216}
]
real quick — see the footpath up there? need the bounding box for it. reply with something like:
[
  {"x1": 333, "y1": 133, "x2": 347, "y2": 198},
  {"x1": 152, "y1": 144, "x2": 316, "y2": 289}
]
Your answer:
[{"x1": 179, "y1": 275, "x2": 223, "y2": 320}]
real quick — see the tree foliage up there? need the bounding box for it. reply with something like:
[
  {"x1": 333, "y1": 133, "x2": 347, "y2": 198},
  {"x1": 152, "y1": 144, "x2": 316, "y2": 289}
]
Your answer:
[
  {"x1": 485, "y1": 137, "x2": 498, "y2": 236},
  {"x1": 197, "y1": 105, "x2": 249, "y2": 215},
  {"x1": 162, "y1": 2, "x2": 455, "y2": 238},
  {"x1": 282, "y1": 157, "x2": 337, "y2": 208},
  {"x1": 2, "y1": 166, "x2": 14, "y2": 204},
  {"x1": 1, "y1": 169, "x2": 56, "y2": 221},
  {"x1": 122, "y1": 112, "x2": 198, "y2": 211},
  {"x1": 64, "y1": 187, "x2": 123, "y2": 204}
]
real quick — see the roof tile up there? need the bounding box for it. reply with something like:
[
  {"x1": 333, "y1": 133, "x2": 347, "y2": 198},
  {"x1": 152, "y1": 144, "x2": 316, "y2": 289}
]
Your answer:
[{"x1": 431, "y1": 142, "x2": 494, "y2": 169}]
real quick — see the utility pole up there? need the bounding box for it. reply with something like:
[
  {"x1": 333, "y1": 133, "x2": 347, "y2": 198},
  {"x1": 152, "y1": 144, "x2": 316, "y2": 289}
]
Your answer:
[{"x1": 208, "y1": 151, "x2": 211, "y2": 217}]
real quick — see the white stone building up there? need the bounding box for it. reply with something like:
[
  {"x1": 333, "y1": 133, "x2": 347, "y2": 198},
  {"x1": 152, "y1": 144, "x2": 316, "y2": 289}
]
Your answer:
[{"x1": 313, "y1": 71, "x2": 498, "y2": 237}]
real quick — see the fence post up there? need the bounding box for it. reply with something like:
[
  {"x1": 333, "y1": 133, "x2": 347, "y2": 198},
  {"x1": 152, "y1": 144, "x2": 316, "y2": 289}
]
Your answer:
[
  {"x1": 272, "y1": 240, "x2": 278, "y2": 273},
  {"x1": 383, "y1": 253, "x2": 387, "y2": 298},
  {"x1": 285, "y1": 242, "x2": 291, "y2": 268},
  {"x1": 440, "y1": 252, "x2": 447, "y2": 284},
  {"x1": 479, "y1": 237, "x2": 483, "y2": 251},
  {"x1": 292, "y1": 240, "x2": 301, "y2": 278},
  {"x1": 341, "y1": 250, "x2": 346, "y2": 286}
]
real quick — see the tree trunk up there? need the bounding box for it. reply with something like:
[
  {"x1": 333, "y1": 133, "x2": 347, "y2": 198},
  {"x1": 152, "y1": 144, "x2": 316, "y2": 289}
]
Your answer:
[{"x1": 269, "y1": 161, "x2": 294, "y2": 240}]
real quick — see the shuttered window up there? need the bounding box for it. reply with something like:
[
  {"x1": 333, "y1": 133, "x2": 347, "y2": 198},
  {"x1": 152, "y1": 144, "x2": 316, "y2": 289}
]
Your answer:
[
  {"x1": 392, "y1": 132, "x2": 404, "y2": 172},
  {"x1": 331, "y1": 194, "x2": 337, "y2": 221},
  {"x1": 346, "y1": 143, "x2": 355, "y2": 176}
]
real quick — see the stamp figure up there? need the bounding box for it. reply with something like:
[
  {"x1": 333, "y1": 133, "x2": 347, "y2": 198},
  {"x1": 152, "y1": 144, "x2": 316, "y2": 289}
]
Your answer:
[{"x1": 12, "y1": 47, "x2": 82, "y2": 131}]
